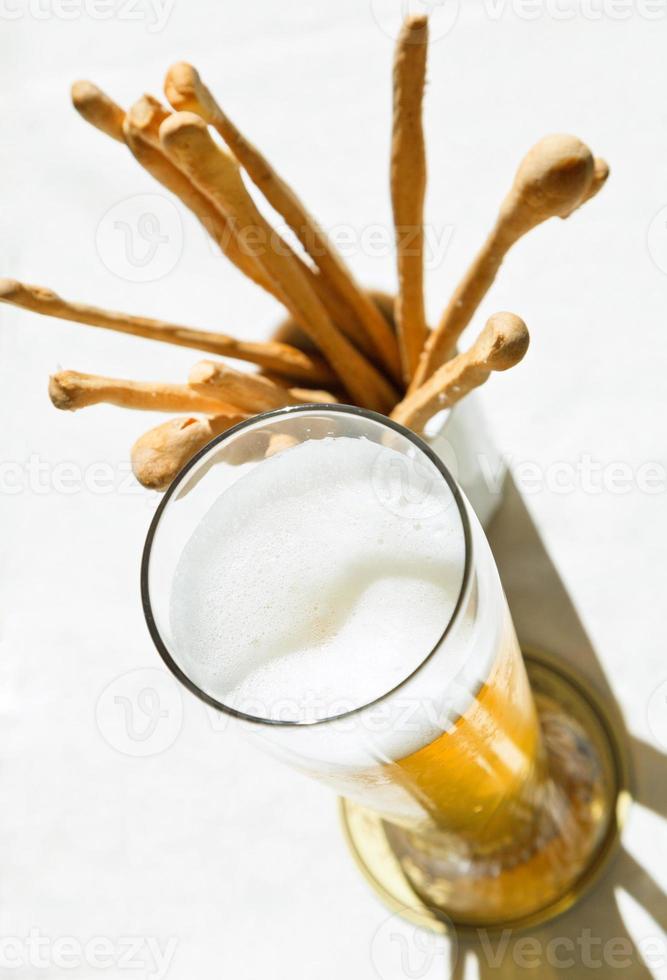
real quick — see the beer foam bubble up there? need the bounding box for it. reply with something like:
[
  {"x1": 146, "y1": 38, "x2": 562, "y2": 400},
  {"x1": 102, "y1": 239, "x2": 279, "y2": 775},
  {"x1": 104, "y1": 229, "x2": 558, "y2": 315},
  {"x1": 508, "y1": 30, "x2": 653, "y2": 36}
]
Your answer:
[{"x1": 169, "y1": 436, "x2": 465, "y2": 722}]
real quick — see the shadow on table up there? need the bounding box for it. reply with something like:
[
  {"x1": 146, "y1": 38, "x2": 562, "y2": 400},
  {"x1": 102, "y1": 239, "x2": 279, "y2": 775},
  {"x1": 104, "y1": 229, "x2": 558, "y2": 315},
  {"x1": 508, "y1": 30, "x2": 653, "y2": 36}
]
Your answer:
[{"x1": 447, "y1": 474, "x2": 666, "y2": 979}]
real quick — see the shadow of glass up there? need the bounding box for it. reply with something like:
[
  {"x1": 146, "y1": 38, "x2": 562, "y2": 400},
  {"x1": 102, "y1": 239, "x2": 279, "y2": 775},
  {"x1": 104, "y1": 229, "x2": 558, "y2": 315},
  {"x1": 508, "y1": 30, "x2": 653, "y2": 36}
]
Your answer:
[{"x1": 439, "y1": 472, "x2": 667, "y2": 978}]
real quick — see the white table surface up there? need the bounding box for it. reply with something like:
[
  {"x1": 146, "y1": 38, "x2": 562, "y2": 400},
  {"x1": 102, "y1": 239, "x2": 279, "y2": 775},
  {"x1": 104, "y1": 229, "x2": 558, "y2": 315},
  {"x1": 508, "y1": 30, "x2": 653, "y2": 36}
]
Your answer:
[{"x1": 1, "y1": 1, "x2": 666, "y2": 977}]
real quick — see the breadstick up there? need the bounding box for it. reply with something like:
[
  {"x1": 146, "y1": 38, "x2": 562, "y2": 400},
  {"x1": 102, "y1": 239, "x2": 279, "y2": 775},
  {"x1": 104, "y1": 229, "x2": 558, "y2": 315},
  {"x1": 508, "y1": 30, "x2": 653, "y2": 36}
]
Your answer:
[
  {"x1": 412, "y1": 135, "x2": 606, "y2": 387},
  {"x1": 132, "y1": 414, "x2": 245, "y2": 490},
  {"x1": 71, "y1": 80, "x2": 125, "y2": 142},
  {"x1": 0, "y1": 278, "x2": 335, "y2": 386},
  {"x1": 393, "y1": 312, "x2": 529, "y2": 432},
  {"x1": 73, "y1": 84, "x2": 369, "y2": 344},
  {"x1": 160, "y1": 80, "x2": 383, "y2": 362},
  {"x1": 160, "y1": 112, "x2": 398, "y2": 412},
  {"x1": 123, "y1": 95, "x2": 288, "y2": 301},
  {"x1": 49, "y1": 370, "x2": 237, "y2": 414},
  {"x1": 391, "y1": 15, "x2": 429, "y2": 383},
  {"x1": 133, "y1": 120, "x2": 296, "y2": 303},
  {"x1": 164, "y1": 62, "x2": 401, "y2": 382},
  {"x1": 72, "y1": 83, "x2": 284, "y2": 303},
  {"x1": 189, "y1": 360, "x2": 336, "y2": 413}
]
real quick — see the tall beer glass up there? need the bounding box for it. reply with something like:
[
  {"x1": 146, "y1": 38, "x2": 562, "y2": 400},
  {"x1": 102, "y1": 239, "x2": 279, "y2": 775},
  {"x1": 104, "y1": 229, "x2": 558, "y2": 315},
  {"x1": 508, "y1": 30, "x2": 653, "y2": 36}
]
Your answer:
[{"x1": 142, "y1": 405, "x2": 624, "y2": 930}]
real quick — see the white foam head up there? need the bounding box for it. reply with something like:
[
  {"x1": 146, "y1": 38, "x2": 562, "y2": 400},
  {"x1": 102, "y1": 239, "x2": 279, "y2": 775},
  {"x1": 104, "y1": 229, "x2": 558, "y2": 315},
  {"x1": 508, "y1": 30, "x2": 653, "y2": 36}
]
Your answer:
[{"x1": 168, "y1": 435, "x2": 466, "y2": 725}]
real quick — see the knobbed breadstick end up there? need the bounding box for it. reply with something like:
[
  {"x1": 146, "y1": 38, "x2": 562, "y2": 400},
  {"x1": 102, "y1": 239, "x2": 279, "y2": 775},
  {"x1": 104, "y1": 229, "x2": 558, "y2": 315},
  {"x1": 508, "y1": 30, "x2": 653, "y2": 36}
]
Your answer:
[
  {"x1": 472, "y1": 311, "x2": 530, "y2": 371},
  {"x1": 1, "y1": 278, "x2": 65, "y2": 310},
  {"x1": 159, "y1": 114, "x2": 252, "y2": 236},
  {"x1": 164, "y1": 62, "x2": 203, "y2": 114},
  {"x1": 412, "y1": 135, "x2": 602, "y2": 387},
  {"x1": 393, "y1": 312, "x2": 529, "y2": 432},
  {"x1": 49, "y1": 372, "x2": 80, "y2": 410},
  {"x1": 402, "y1": 13, "x2": 428, "y2": 39},
  {"x1": 131, "y1": 415, "x2": 244, "y2": 491},
  {"x1": 71, "y1": 81, "x2": 125, "y2": 142},
  {"x1": 502, "y1": 134, "x2": 594, "y2": 238},
  {"x1": 0, "y1": 278, "x2": 26, "y2": 302}
]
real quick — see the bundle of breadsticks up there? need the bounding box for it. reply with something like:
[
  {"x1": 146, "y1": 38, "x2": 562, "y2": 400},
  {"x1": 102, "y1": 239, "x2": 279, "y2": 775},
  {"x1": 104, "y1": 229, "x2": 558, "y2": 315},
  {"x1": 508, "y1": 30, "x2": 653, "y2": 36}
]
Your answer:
[{"x1": 0, "y1": 14, "x2": 607, "y2": 490}]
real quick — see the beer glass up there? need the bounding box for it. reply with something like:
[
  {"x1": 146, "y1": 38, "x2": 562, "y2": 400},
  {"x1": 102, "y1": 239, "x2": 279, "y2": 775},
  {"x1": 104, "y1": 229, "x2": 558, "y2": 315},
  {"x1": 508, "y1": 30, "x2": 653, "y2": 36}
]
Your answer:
[{"x1": 142, "y1": 405, "x2": 626, "y2": 930}]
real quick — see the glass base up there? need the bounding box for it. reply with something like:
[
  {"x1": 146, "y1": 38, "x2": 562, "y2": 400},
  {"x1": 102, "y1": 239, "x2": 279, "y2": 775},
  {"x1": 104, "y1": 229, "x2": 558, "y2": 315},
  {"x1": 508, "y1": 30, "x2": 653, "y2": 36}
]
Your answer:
[{"x1": 339, "y1": 649, "x2": 632, "y2": 934}]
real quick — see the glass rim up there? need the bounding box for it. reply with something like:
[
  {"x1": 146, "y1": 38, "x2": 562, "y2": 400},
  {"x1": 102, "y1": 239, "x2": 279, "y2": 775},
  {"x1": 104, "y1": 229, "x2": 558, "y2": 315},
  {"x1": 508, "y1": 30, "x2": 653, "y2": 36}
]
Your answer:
[{"x1": 141, "y1": 403, "x2": 473, "y2": 728}]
